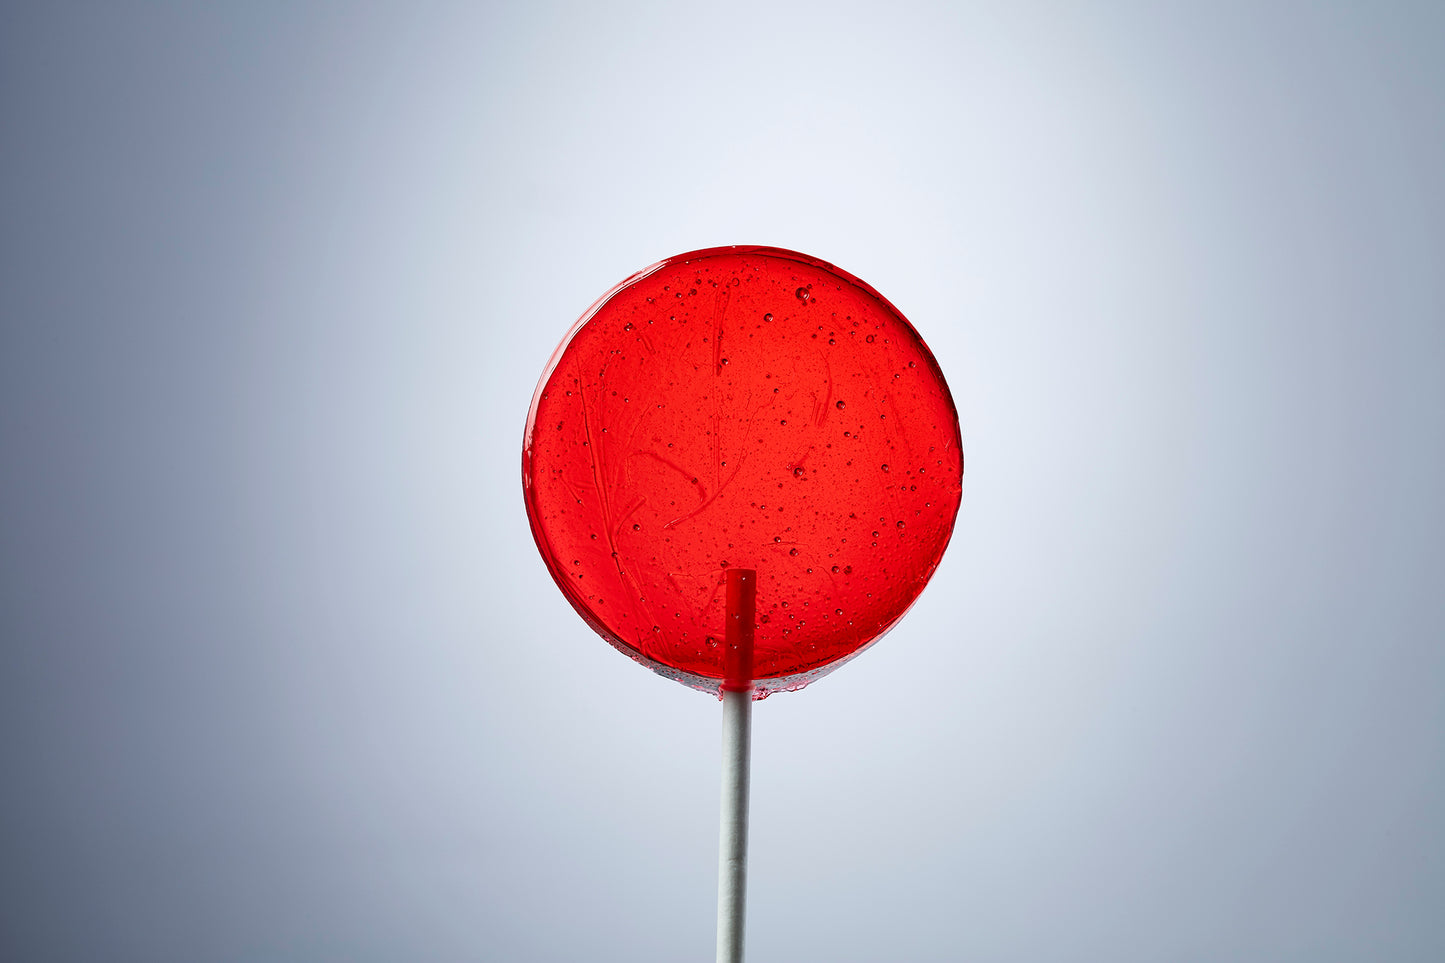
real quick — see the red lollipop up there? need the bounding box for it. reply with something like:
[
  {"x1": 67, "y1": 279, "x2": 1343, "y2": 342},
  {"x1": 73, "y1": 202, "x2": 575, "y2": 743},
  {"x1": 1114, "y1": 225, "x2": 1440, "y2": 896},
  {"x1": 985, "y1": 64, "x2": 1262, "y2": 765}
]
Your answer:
[{"x1": 523, "y1": 246, "x2": 963, "y2": 697}]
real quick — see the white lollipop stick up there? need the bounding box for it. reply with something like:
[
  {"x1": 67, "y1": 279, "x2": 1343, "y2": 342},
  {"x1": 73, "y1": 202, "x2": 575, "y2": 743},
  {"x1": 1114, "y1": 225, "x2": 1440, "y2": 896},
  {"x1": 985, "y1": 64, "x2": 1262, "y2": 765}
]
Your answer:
[{"x1": 717, "y1": 568, "x2": 756, "y2": 963}]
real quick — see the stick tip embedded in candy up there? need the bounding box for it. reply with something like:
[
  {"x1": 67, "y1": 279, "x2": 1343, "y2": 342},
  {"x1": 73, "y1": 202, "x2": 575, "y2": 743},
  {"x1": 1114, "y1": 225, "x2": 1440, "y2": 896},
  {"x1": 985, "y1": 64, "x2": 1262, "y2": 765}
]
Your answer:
[{"x1": 723, "y1": 568, "x2": 756, "y2": 692}]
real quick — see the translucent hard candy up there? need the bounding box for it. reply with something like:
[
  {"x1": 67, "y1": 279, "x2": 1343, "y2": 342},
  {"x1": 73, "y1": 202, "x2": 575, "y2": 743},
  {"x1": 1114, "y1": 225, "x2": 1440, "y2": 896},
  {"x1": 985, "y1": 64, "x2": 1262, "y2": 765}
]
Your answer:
[{"x1": 523, "y1": 246, "x2": 963, "y2": 697}]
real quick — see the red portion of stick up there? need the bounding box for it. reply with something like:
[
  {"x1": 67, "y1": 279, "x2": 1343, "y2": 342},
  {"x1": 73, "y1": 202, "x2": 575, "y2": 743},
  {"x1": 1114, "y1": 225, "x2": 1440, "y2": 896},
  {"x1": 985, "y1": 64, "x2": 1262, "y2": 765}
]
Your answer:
[{"x1": 723, "y1": 569, "x2": 756, "y2": 692}]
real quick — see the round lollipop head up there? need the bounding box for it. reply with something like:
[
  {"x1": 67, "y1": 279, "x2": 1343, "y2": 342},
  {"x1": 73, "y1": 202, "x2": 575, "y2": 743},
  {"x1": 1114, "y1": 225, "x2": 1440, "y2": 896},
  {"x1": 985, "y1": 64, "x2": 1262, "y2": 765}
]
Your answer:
[{"x1": 523, "y1": 246, "x2": 963, "y2": 697}]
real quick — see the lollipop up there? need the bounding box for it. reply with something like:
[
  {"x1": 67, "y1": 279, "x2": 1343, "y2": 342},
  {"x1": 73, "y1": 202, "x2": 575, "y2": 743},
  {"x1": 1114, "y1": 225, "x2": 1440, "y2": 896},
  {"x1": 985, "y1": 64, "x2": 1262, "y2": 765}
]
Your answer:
[{"x1": 522, "y1": 246, "x2": 963, "y2": 959}]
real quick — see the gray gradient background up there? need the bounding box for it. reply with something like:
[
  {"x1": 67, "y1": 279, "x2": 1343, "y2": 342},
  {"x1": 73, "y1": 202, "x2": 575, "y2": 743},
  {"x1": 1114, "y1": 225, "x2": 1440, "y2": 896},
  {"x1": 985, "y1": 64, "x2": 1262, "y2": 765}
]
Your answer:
[{"x1": 2, "y1": 2, "x2": 1442, "y2": 960}]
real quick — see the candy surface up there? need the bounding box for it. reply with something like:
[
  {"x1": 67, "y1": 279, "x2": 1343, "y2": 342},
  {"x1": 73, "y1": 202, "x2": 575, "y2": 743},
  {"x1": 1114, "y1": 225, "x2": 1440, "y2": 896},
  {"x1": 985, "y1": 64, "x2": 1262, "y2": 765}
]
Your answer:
[{"x1": 523, "y1": 247, "x2": 962, "y2": 696}]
